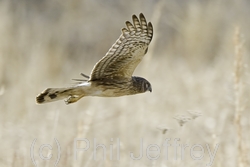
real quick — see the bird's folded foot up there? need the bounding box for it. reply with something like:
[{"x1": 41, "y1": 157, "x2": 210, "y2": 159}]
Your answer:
[{"x1": 65, "y1": 95, "x2": 82, "y2": 105}]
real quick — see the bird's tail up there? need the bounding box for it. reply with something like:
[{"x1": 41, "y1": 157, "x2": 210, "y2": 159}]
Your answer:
[{"x1": 36, "y1": 86, "x2": 85, "y2": 105}]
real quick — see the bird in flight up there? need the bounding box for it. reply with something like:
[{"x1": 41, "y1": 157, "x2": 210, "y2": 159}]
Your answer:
[{"x1": 36, "y1": 13, "x2": 153, "y2": 105}]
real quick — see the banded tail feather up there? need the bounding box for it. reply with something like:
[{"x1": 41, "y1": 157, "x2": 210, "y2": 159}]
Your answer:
[{"x1": 36, "y1": 87, "x2": 85, "y2": 104}]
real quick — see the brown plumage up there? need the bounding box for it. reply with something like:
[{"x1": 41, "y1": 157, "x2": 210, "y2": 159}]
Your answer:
[{"x1": 36, "y1": 13, "x2": 153, "y2": 105}]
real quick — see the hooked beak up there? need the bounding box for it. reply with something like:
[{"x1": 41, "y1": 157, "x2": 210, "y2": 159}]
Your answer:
[{"x1": 148, "y1": 86, "x2": 152, "y2": 93}]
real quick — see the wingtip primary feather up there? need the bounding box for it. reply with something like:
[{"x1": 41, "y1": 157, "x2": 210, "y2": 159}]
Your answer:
[
  {"x1": 122, "y1": 28, "x2": 129, "y2": 35},
  {"x1": 125, "y1": 21, "x2": 135, "y2": 31},
  {"x1": 132, "y1": 14, "x2": 138, "y2": 20},
  {"x1": 139, "y1": 13, "x2": 146, "y2": 22},
  {"x1": 148, "y1": 22, "x2": 153, "y2": 40},
  {"x1": 139, "y1": 13, "x2": 144, "y2": 18}
]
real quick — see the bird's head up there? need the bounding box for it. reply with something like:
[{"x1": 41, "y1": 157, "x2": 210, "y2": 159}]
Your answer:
[{"x1": 133, "y1": 76, "x2": 152, "y2": 93}]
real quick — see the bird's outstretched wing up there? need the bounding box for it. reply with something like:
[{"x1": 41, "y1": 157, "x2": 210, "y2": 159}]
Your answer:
[{"x1": 89, "y1": 13, "x2": 153, "y2": 81}]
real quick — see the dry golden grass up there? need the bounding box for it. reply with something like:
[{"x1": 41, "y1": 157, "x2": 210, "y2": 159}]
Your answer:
[
  {"x1": 234, "y1": 27, "x2": 248, "y2": 167},
  {"x1": 0, "y1": 0, "x2": 250, "y2": 167}
]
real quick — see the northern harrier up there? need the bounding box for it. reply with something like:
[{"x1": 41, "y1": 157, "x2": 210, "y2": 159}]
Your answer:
[{"x1": 36, "y1": 13, "x2": 153, "y2": 104}]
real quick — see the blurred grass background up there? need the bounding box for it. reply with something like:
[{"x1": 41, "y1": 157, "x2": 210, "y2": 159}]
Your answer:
[{"x1": 0, "y1": 0, "x2": 250, "y2": 166}]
